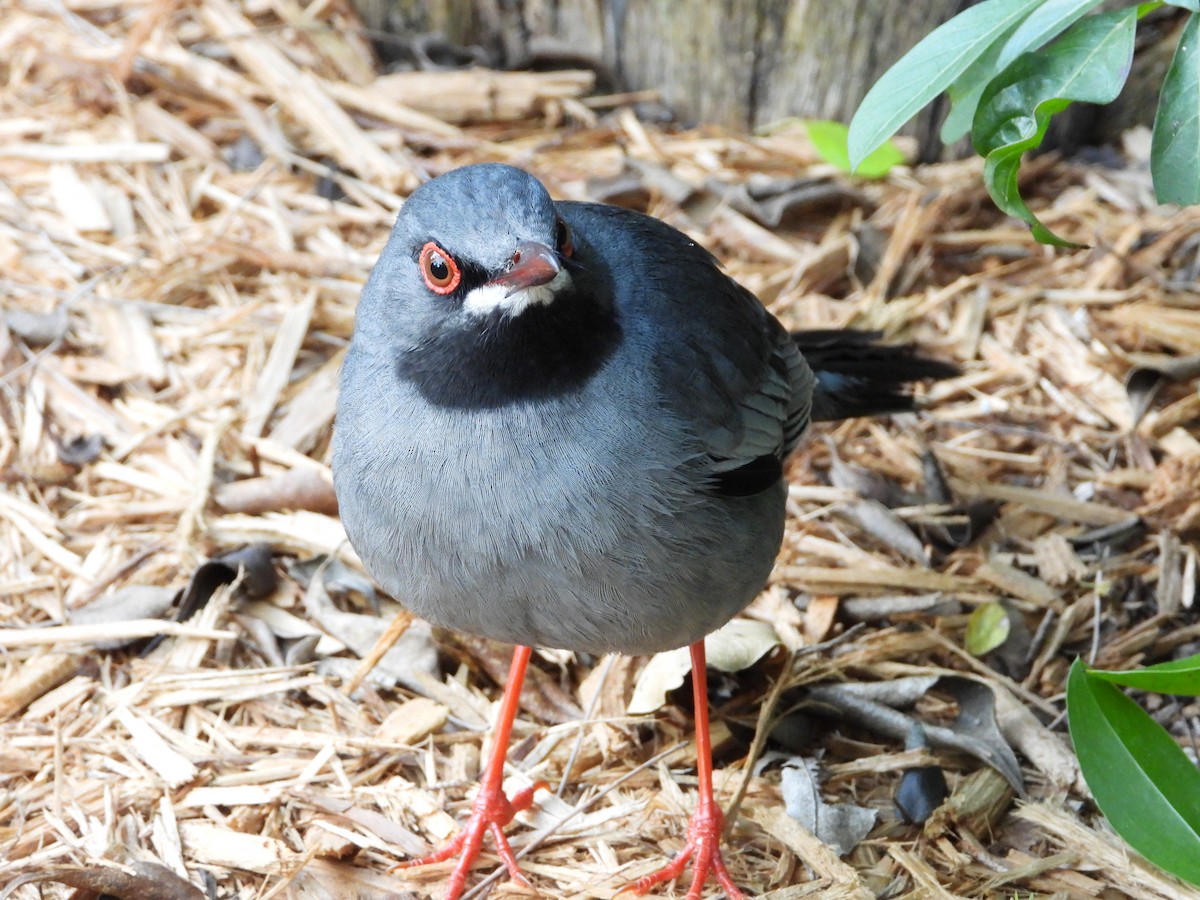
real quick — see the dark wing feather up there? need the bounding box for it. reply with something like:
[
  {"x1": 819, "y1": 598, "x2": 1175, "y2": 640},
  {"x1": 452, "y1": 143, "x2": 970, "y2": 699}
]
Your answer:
[
  {"x1": 557, "y1": 204, "x2": 957, "y2": 499},
  {"x1": 627, "y1": 231, "x2": 814, "y2": 495},
  {"x1": 793, "y1": 329, "x2": 959, "y2": 422}
]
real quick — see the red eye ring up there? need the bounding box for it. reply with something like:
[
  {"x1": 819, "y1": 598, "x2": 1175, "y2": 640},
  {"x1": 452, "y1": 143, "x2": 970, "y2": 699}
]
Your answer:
[{"x1": 419, "y1": 241, "x2": 461, "y2": 294}]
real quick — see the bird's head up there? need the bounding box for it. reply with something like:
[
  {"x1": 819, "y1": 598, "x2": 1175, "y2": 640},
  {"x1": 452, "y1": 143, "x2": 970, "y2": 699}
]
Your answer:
[
  {"x1": 380, "y1": 163, "x2": 577, "y2": 322},
  {"x1": 351, "y1": 164, "x2": 618, "y2": 409}
]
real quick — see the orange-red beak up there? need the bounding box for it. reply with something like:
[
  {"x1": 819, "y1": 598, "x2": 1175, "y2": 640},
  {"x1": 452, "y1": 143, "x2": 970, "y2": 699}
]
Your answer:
[{"x1": 487, "y1": 241, "x2": 561, "y2": 295}]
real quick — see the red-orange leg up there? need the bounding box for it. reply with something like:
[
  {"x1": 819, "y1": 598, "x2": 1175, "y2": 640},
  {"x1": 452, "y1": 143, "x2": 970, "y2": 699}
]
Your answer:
[
  {"x1": 626, "y1": 641, "x2": 746, "y2": 900},
  {"x1": 390, "y1": 645, "x2": 547, "y2": 899}
]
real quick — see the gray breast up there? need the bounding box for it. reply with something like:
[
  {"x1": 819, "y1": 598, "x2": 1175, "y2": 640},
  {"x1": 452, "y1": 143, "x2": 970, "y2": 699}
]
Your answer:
[{"x1": 332, "y1": 348, "x2": 785, "y2": 655}]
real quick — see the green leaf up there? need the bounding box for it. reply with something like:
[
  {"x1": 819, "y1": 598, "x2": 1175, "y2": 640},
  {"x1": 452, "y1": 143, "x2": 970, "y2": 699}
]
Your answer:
[
  {"x1": 973, "y1": 7, "x2": 1137, "y2": 245},
  {"x1": 1167, "y1": 1, "x2": 1200, "y2": 12},
  {"x1": 1068, "y1": 659, "x2": 1200, "y2": 885},
  {"x1": 1153, "y1": 12, "x2": 1200, "y2": 203},
  {"x1": 942, "y1": 21, "x2": 1026, "y2": 143},
  {"x1": 942, "y1": 0, "x2": 1106, "y2": 143},
  {"x1": 804, "y1": 120, "x2": 905, "y2": 178},
  {"x1": 996, "y1": 0, "x2": 1110, "y2": 69},
  {"x1": 1086, "y1": 653, "x2": 1200, "y2": 695},
  {"x1": 965, "y1": 602, "x2": 1011, "y2": 655},
  {"x1": 849, "y1": 0, "x2": 1048, "y2": 170}
]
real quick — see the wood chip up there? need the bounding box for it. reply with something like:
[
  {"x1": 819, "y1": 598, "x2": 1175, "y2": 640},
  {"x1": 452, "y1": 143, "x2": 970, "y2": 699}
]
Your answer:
[
  {"x1": 0, "y1": 654, "x2": 80, "y2": 720},
  {"x1": 753, "y1": 808, "x2": 869, "y2": 897},
  {"x1": 110, "y1": 706, "x2": 199, "y2": 788},
  {"x1": 377, "y1": 698, "x2": 451, "y2": 746},
  {"x1": 977, "y1": 555, "x2": 1060, "y2": 608},
  {"x1": 178, "y1": 821, "x2": 300, "y2": 874},
  {"x1": 0, "y1": 620, "x2": 236, "y2": 648}
]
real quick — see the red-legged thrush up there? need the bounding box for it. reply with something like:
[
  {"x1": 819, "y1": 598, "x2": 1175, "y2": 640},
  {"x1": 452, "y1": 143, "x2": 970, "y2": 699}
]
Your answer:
[{"x1": 333, "y1": 163, "x2": 956, "y2": 898}]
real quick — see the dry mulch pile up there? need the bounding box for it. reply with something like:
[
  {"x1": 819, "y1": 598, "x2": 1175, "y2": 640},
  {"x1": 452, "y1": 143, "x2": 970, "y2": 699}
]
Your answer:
[{"x1": 3, "y1": 2, "x2": 1200, "y2": 898}]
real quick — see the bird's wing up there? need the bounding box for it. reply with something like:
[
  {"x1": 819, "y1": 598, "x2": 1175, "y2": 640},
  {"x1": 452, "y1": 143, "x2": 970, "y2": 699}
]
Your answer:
[
  {"x1": 557, "y1": 200, "x2": 814, "y2": 497},
  {"x1": 651, "y1": 272, "x2": 815, "y2": 497}
]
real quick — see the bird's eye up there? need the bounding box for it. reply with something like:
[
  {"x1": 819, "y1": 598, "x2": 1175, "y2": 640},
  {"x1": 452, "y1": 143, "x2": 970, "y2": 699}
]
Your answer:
[
  {"x1": 555, "y1": 216, "x2": 574, "y2": 258},
  {"x1": 419, "y1": 242, "x2": 462, "y2": 294}
]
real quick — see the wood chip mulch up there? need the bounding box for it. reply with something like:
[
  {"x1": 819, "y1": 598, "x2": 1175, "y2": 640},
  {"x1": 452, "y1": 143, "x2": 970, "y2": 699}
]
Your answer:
[{"x1": 2, "y1": 2, "x2": 1200, "y2": 898}]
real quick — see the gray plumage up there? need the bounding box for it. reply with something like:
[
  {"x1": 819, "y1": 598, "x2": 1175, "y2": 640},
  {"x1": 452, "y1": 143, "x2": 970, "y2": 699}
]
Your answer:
[{"x1": 333, "y1": 164, "x2": 948, "y2": 655}]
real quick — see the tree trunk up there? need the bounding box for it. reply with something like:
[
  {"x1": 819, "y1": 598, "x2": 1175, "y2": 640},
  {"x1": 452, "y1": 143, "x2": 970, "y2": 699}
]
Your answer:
[
  {"x1": 352, "y1": 0, "x2": 971, "y2": 154},
  {"x1": 351, "y1": 0, "x2": 1172, "y2": 160}
]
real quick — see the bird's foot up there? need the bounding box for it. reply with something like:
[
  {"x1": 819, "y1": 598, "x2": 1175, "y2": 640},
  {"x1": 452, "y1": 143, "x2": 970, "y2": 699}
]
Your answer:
[
  {"x1": 625, "y1": 802, "x2": 746, "y2": 900},
  {"x1": 390, "y1": 779, "x2": 549, "y2": 899}
]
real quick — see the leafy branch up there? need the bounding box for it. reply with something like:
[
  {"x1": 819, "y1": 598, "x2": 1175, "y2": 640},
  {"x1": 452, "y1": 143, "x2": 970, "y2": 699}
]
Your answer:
[{"x1": 848, "y1": 0, "x2": 1200, "y2": 245}]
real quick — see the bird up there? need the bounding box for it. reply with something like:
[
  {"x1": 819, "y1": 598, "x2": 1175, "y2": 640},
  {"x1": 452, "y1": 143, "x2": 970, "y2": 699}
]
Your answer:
[{"x1": 332, "y1": 162, "x2": 956, "y2": 898}]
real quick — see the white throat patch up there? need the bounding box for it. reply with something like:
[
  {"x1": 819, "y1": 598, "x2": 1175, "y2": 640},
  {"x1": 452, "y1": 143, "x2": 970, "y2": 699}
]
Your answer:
[{"x1": 463, "y1": 267, "x2": 573, "y2": 318}]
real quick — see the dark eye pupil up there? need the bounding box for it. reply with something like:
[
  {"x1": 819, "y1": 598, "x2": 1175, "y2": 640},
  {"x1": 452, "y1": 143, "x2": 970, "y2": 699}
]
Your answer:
[{"x1": 430, "y1": 255, "x2": 449, "y2": 280}]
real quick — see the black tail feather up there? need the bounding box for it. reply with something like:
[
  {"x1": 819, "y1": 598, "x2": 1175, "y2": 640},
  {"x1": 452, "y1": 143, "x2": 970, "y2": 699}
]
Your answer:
[{"x1": 792, "y1": 329, "x2": 959, "y2": 423}]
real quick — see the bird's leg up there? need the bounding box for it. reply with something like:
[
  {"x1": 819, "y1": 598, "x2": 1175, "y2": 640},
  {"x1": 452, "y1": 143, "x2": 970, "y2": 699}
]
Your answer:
[
  {"x1": 391, "y1": 644, "x2": 547, "y2": 899},
  {"x1": 626, "y1": 641, "x2": 746, "y2": 900}
]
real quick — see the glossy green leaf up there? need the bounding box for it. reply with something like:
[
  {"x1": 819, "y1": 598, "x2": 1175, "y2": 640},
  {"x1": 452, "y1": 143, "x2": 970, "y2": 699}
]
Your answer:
[
  {"x1": 996, "y1": 0, "x2": 1110, "y2": 68},
  {"x1": 965, "y1": 602, "x2": 1011, "y2": 655},
  {"x1": 1068, "y1": 659, "x2": 1200, "y2": 885},
  {"x1": 1086, "y1": 653, "x2": 1200, "y2": 695},
  {"x1": 804, "y1": 120, "x2": 905, "y2": 178},
  {"x1": 942, "y1": 0, "x2": 1106, "y2": 142},
  {"x1": 973, "y1": 7, "x2": 1136, "y2": 245},
  {"x1": 942, "y1": 21, "x2": 1026, "y2": 143},
  {"x1": 1152, "y1": 12, "x2": 1200, "y2": 203},
  {"x1": 849, "y1": 0, "x2": 1047, "y2": 171}
]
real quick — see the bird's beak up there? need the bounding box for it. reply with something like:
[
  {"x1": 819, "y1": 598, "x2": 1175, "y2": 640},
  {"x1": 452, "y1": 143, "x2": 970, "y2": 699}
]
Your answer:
[{"x1": 487, "y1": 241, "x2": 561, "y2": 296}]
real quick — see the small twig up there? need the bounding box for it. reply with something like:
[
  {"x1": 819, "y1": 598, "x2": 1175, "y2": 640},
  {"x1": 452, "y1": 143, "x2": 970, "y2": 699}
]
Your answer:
[
  {"x1": 343, "y1": 609, "x2": 415, "y2": 696},
  {"x1": 557, "y1": 653, "x2": 615, "y2": 798},
  {"x1": 722, "y1": 650, "x2": 793, "y2": 839},
  {"x1": 1185, "y1": 714, "x2": 1200, "y2": 773},
  {"x1": 175, "y1": 411, "x2": 236, "y2": 552},
  {"x1": 723, "y1": 623, "x2": 867, "y2": 838},
  {"x1": 0, "y1": 620, "x2": 237, "y2": 647},
  {"x1": 68, "y1": 542, "x2": 169, "y2": 609}
]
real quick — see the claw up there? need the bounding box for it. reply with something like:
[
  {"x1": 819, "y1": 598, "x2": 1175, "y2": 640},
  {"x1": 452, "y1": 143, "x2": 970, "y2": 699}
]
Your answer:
[
  {"x1": 386, "y1": 647, "x2": 545, "y2": 900},
  {"x1": 619, "y1": 641, "x2": 748, "y2": 899},
  {"x1": 389, "y1": 779, "x2": 549, "y2": 897},
  {"x1": 624, "y1": 801, "x2": 745, "y2": 900}
]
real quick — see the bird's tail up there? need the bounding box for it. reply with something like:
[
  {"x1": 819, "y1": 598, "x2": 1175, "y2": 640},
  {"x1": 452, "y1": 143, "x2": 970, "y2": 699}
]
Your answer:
[{"x1": 793, "y1": 329, "x2": 958, "y2": 422}]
